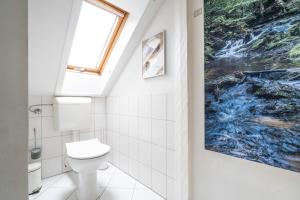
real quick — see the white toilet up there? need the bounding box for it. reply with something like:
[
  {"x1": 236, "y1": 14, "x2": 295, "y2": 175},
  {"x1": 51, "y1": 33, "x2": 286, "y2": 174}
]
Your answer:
[
  {"x1": 53, "y1": 97, "x2": 111, "y2": 200},
  {"x1": 66, "y1": 139, "x2": 110, "y2": 200}
]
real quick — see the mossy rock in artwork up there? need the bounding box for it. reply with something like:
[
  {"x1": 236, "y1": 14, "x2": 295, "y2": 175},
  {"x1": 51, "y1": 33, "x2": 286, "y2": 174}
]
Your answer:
[
  {"x1": 264, "y1": 36, "x2": 298, "y2": 53},
  {"x1": 263, "y1": 102, "x2": 300, "y2": 116},
  {"x1": 250, "y1": 34, "x2": 283, "y2": 51},
  {"x1": 248, "y1": 32, "x2": 298, "y2": 59},
  {"x1": 289, "y1": 44, "x2": 300, "y2": 58},
  {"x1": 289, "y1": 22, "x2": 300, "y2": 36},
  {"x1": 248, "y1": 80, "x2": 300, "y2": 99},
  {"x1": 205, "y1": 45, "x2": 214, "y2": 62},
  {"x1": 250, "y1": 36, "x2": 269, "y2": 51}
]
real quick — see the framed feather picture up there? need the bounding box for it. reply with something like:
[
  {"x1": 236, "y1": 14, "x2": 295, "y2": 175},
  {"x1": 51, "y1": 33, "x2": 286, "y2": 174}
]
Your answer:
[{"x1": 142, "y1": 31, "x2": 165, "y2": 79}]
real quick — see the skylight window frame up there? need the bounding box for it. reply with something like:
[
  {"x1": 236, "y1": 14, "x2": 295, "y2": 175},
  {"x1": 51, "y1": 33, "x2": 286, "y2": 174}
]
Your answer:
[{"x1": 67, "y1": 0, "x2": 129, "y2": 75}]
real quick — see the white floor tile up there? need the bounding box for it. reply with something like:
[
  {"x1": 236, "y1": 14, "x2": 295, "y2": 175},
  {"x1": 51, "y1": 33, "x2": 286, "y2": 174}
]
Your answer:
[
  {"x1": 97, "y1": 173, "x2": 113, "y2": 188},
  {"x1": 32, "y1": 174, "x2": 72, "y2": 200},
  {"x1": 99, "y1": 188, "x2": 134, "y2": 200},
  {"x1": 28, "y1": 189, "x2": 44, "y2": 200},
  {"x1": 108, "y1": 170, "x2": 136, "y2": 189},
  {"x1": 65, "y1": 187, "x2": 105, "y2": 200},
  {"x1": 98, "y1": 163, "x2": 117, "y2": 175},
  {"x1": 51, "y1": 172, "x2": 76, "y2": 188},
  {"x1": 29, "y1": 194, "x2": 38, "y2": 200},
  {"x1": 36, "y1": 187, "x2": 75, "y2": 200},
  {"x1": 33, "y1": 164, "x2": 164, "y2": 200},
  {"x1": 42, "y1": 173, "x2": 64, "y2": 188},
  {"x1": 132, "y1": 188, "x2": 164, "y2": 200},
  {"x1": 134, "y1": 181, "x2": 147, "y2": 189},
  {"x1": 66, "y1": 192, "x2": 77, "y2": 200}
]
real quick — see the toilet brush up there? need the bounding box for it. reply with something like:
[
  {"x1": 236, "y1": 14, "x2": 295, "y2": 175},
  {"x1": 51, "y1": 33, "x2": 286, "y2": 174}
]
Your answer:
[{"x1": 31, "y1": 128, "x2": 41, "y2": 160}]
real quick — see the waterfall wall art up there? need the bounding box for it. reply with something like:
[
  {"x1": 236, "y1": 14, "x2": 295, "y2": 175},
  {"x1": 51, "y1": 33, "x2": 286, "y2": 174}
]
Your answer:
[{"x1": 204, "y1": 0, "x2": 300, "y2": 172}]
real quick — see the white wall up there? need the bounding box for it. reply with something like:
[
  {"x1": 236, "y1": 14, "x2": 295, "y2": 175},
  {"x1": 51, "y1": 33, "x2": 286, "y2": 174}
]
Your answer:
[
  {"x1": 28, "y1": 0, "x2": 74, "y2": 95},
  {"x1": 0, "y1": 0, "x2": 28, "y2": 199},
  {"x1": 28, "y1": 96, "x2": 106, "y2": 178},
  {"x1": 188, "y1": 0, "x2": 300, "y2": 199},
  {"x1": 107, "y1": 0, "x2": 177, "y2": 199},
  {"x1": 108, "y1": 2, "x2": 175, "y2": 96}
]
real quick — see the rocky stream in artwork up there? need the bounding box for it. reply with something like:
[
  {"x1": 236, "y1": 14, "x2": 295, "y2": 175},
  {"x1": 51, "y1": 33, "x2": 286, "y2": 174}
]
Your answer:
[{"x1": 205, "y1": 0, "x2": 300, "y2": 172}]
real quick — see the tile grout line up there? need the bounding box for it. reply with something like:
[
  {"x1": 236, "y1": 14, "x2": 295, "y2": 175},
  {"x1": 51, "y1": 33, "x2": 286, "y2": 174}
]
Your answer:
[
  {"x1": 96, "y1": 166, "x2": 115, "y2": 200},
  {"x1": 66, "y1": 190, "x2": 76, "y2": 200},
  {"x1": 165, "y1": 94, "x2": 168, "y2": 200},
  {"x1": 150, "y1": 94, "x2": 153, "y2": 191},
  {"x1": 130, "y1": 181, "x2": 137, "y2": 200}
]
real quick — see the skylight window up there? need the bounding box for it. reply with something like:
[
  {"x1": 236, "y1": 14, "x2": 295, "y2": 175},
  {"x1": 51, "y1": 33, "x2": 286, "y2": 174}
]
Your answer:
[{"x1": 67, "y1": 0, "x2": 128, "y2": 75}]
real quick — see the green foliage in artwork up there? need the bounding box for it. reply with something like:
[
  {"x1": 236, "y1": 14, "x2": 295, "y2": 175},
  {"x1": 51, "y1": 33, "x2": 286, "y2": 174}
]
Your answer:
[
  {"x1": 289, "y1": 43, "x2": 300, "y2": 58},
  {"x1": 249, "y1": 33, "x2": 297, "y2": 52},
  {"x1": 204, "y1": 0, "x2": 300, "y2": 62}
]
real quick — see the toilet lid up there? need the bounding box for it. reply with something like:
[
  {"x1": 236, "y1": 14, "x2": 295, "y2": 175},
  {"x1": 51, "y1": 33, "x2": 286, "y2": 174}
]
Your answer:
[
  {"x1": 66, "y1": 139, "x2": 111, "y2": 160},
  {"x1": 28, "y1": 162, "x2": 41, "y2": 173}
]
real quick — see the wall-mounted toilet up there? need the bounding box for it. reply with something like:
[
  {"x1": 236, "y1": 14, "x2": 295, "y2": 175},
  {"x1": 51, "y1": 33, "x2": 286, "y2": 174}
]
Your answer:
[{"x1": 53, "y1": 97, "x2": 111, "y2": 200}]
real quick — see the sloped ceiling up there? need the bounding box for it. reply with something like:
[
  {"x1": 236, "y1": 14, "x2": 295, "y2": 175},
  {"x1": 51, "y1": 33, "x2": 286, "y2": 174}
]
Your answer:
[
  {"x1": 29, "y1": 0, "x2": 164, "y2": 96},
  {"x1": 28, "y1": 0, "x2": 73, "y2": 95}
]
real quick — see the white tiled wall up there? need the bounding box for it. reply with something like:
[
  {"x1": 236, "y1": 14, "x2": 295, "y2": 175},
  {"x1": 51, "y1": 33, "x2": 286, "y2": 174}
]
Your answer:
[
  {"x1": 28, "y1": 94, "x2": 176, "y2": 199},
  {"x1": 28, "y1": 96, "x2": 106, "y2": 178},
  {"x1": 106, "y1": 93, "x2": 176, "y2": 199}
]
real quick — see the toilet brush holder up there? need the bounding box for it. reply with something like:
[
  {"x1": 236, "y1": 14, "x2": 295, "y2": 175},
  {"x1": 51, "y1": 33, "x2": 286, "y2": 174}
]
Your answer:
[
  {"x1": 31, "y1": 148, "x2": 41, "y2": 160},
  {"x1": 31, "y1": 128, "x2": 41, "y2": 160}
]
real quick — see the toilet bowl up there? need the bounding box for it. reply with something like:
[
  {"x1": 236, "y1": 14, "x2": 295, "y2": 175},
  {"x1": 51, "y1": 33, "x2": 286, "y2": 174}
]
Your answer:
[{"x1": 66, "y1": 139, "x2": 110, "y2": 200}]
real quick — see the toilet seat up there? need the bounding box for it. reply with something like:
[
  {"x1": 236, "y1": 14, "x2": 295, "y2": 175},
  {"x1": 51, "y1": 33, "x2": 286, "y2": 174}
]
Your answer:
[{"x1": 66, "y1": 139, "x2": 110, "y2": 160}]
